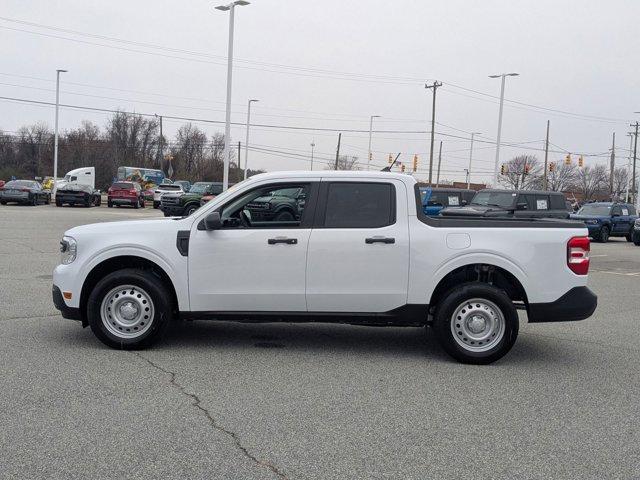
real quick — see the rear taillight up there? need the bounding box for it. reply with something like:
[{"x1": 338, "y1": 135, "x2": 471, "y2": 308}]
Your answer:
[
  {"x1": 567, "y1": 236, "x2": 590, "y2": 275},
  {"x1": 129, "y1": 189, "x2": 137, "y2": 195},
  {"x1": 20, "y1": 188, "x2": 31, "y2": 192}
]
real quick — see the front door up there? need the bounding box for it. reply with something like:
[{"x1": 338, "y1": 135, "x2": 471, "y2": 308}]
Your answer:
[
  {"x1": 305, "y1": 179, "x2": 410, "y2": 312},
  {"x1": 188, "y1": 181, "x2": 317, "y2": 312}
]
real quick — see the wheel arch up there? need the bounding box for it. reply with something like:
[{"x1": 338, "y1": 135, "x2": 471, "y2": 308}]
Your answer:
[
  {"x1": 79, "y1": 255, "x2": 180, "y2": 327},
  {"x1": 429, "y1": 262, "x2": 529, "y2": 309}
]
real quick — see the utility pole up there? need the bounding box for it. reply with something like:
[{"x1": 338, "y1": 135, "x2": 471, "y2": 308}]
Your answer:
[
  {"x1": 367, "y1": 115, "x2": 380, "y2": 170},
  {"x1": 53, "y1": 69, "x2": 67, "y2": 186},
  {"x1": 631, "y1": 121, "x2": 639, "y2": 205},
  {"x1": 155, "y1": 114, "x2": 163, "y2": 169},
  {"x1": 334, "y1": 132, "x2": 342, "y2": 170},
  {"x1": 543, "y1": 120, "x2": 550, "y2": 190},
  {"x1": 310, "y1": 141, "x2": 315, "y2": 170},
  {"x1": 626, "y1": 132, "x2": 633, "y2": 202},
  {"x1": 435, "y1": 141, "x2": 443, "y2": 187},
  {"x1": 466, "y1": 132, "x2": 480, "y2": 189},
  {"x1": 425, "y1": 81, "x2": 442, "y2": 184},
  {"x1": 243, "y1": 99, "x2": 258, "y2": 180},
  {"x1": 609, "y1": 132, "x2": 615, "y2": 197},
  {"x1": 489, "y1": 72, "x2": 519, "y2": 186},
  {"x1": 237, "y1": 141, "x2": 242, "y2": 182}
]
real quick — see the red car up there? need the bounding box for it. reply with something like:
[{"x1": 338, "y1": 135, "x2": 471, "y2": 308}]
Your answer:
[{"x1": 107, "y1": 181, "x2": 145, "y2": 209}]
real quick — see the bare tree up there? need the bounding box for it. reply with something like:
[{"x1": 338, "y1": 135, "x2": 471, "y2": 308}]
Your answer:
[
  {"x1": 612, "y1": 167, "x2": 629, "y2": 199},
  {"x1": 327, "y1": 155, "x2": 359, "y2": 171},
  {"x1": 497, "y1": 155, "x2": 541, "y2": 190},
  {"x1": 546, "y1": 162, "x2": 578, "y2": 192},
  {"x1": 576, "y1": 164, "x2": 608, "y2": 200}
]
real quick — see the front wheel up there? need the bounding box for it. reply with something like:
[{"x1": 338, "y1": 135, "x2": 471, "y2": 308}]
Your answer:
[
  {"x1": 183, "y1": 204, "x2": 198, "y2": 216},
  {"x1": 55, "y1": 199, "x2": 63, "y2": 207},
  {"x1": 87, "y1": 268, "x2": 174, "y2": 349},
  {"x1": 598, "y1": 226, "x2": 610, "y2": 243},
  {"x1": 432, "y1": 283, "x2": 519, "y2": 364},
  {"x1": 634, "y1": 232, "x2": 640, "y2": 246}
]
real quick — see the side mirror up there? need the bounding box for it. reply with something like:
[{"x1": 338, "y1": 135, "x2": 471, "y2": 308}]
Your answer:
[
  {"x1": 203, "y1": 211, "x2": 222, "y2": 230},
  {"x1": 461, "y1": 200, "x2": 468, "y2": 206},
  {"x1": 516, "y1": 202, "x2": 528, "y2": 210}
]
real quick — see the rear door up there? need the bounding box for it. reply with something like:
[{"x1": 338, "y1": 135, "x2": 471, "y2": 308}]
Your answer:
[{"x1": 305, "y1": 179, "x2": 410, "y2": 312}]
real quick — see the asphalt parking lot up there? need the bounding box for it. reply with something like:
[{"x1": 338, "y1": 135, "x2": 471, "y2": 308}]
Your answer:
[{"x1": 1, "y1": 204, "x2": 639, "y2": 480}]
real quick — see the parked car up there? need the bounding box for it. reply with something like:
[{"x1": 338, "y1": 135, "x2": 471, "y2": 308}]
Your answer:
[
  {"x1": 632, "y1": 218, "x2": 640, "y2": 245},
  {"x1": 200, "y1": 182, "x2": 227, "y2": 206},
  {"x1": 162, "y1": 182, "x2": 222, "y2": 217},
  {"x1": 418, "y1": 186, "x2": 475, "y2": 216},
  {"x1": 173, "y1": 180, "x2": 192, "y2": 192},
  {"x1": 55, "y1": 183, "x2": 102, "y2": 207},
  {"x1": 153, "y1": 183, "x2": 184, "y2": 209},
  {"x1": 107, "y1": 181, "x2": 145, "y2": 209},
  {"x1": 0, "y1": 180, "x2": 50, "y2": 205},
  {"x1": 53, "y1": 171, "x2": 597, "y2": 364},
  {"x1": 441, "y1": 189, "x2": 571, "y2": 219},
  {"x1": 245, "y1": 186, "x2": 306, "y2": 222},
  {"x1": 570, "y1": 202, "x2": 638, "y2": 242}
]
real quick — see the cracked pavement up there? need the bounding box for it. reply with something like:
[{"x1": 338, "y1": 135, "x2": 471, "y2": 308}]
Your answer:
[{"x1": 1, "y1": 204, "x2": 639, "y2": 479}]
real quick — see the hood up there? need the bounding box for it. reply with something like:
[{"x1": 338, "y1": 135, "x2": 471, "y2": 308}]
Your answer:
[
  {"x1": 66, "y1": 217, "x2": 184, "y2": 238},
  {"x1": 570, "y1": 214, "x2": 603, "y2": 221}
]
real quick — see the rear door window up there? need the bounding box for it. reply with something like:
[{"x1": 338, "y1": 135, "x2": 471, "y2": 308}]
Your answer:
[
  {"x1": 323, "y1": 182, "x2": 395, "y2": 228},
  {"x1": 550, "y1": 194, "x2": 567, "y2": 210}
]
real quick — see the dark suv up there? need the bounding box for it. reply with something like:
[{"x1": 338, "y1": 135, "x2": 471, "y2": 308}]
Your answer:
[
  {"x1": 161, "y1": 182, "x2": 223, "y2": 217},
  {"x1": 570, "y1": 202, "x2": 638, "y2": 242},
  {"x1": 418, "y1": 186, "x2": 475, "y2": 216},
  {"x1": 441, "y1": 189, "x2": 571, "y2": 219},
  {"x1": 245, "y1": 186, "x2": 306, "y2": 222}
]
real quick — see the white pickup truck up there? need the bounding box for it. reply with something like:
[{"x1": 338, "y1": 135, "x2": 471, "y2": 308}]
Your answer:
[{"x1": 53, "y1": 171, "x2": 597, "y2": 364}]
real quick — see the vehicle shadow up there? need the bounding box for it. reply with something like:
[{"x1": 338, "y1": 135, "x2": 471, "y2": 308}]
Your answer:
[{"x1": 52, "y1": 317, "x2": 582, "y2": 367}]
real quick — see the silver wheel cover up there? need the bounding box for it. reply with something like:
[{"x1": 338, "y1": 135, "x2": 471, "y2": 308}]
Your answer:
[
  {"x1": 100, "y1": 285, "x2": 155, "y2": 339},
  {"x1": 450, "y1": 298, "x2": 505, "y2": 353}
]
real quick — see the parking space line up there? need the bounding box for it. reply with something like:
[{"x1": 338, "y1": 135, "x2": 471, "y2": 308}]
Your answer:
[{"x1": 591, "y1": 269, "x2": 640, "y2": 276}]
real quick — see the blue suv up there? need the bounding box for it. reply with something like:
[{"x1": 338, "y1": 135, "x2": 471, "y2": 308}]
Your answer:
[
  {"x1": 570, "y1": 202, "x2": 638, "y2": 243},
  {"x1": 418, "y1": 186, "x2": 475, "y2": 216}
]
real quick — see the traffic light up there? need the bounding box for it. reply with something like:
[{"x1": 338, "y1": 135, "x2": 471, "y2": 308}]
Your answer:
[
  {"x1": 500, "y1": 164, "x2": 506, "y2": 175},
  {"x1": 368, "y1": 152, "x2": 373, "y2": 162},
  {"x1": 565, "y1": 154, "x2": 572, "y2": 165},
  {"x1": 412, "y1": 154, "x2": 418, "y2": 172},
  {"x1": 400, "y1": 163, "x2": 406, "y2": 173},
  {"x1": 549, "y1": 162, "x2": 556, "y2": 172},
  {"x1": 388, "y1": 154, "x2": 393, "y2": 164},
  {"x1": 578, "y1": 156, "x2": 584, "y2": 168}
]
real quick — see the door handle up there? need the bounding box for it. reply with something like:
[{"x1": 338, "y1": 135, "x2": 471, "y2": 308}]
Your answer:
[
  {"x1": 365, "y1": 236, "x2": 395, "y2": 244},
  {"x1": 268, "y1": 237, "x2": 298, "y2": 245}
]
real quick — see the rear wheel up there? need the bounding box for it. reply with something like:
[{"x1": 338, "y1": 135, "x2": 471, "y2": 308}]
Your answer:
[
  {"x1": 30, "y1": 195, "x2": 37, "y2": 206},
  {"x1": 432, "y1": 283, "x2": 519, "y2": 364},
  {"x1": 55, "y1": 198, "x2": 63, "y2": 207},
  {"x1": 44, "y1": 195, "x2": 50, "y2": 205},
  {"x1": 274, "y1": 210, "x2": 295, "y2": 221},
  {"x1": 133, "y1": 200, "x2": 139, "y2": 209},
  {"x1": 107, "y1": 200, "x2": 113, "y2": 208},
  {"x1": 87, "y1": 268, "x2": 173, "y2": 349},
  {"x1": 94, "y1": 195, "x2": 102, "y2": 207}
]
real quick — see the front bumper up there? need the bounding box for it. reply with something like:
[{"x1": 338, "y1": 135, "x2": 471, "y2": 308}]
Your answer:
[
  {"x1": 527, "y1": 286, "x2": 597, "y2": 323},
  {"x1": 161, "y1": 204, "x2": 184, "y2": 216},
  {"x1": 52, "y1": 285, "x2": 82, "y2": 321}
]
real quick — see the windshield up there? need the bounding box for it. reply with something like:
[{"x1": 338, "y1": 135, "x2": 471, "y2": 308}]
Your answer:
[
  {"x1": 471, "y1": 191, "x2": 517, "y2": 208},
  {"x1": 190, "y1": 183, "x2": 213, "y2": 194},
  {"x1": 5, "y1": 180, "x2": 36, "y2": 188},
  {"x1": 578, "y1": 204, "x2": 612, "y2": 216},
  {"x1": 270, "y1": 187, "x2": 301, "y2": 198},
  {"x1": 158, "y1": 184, "x2": 182, "y2": 191},
  {"x1": 111, "y1": 182, "x2": 133, "y2": 190}
]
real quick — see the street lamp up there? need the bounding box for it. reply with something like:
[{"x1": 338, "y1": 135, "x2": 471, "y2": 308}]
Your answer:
[
  {"x1": 310, "y1": 141, "x2": 315, "y2": 170},
  {"x1": 489, "y1": 72, "x2": 519, "y2": 186},
  {"x1": 466, "y1": 131, "x2": 481, "y2": 189},
  {"x1": 243, "y1": 99, "x2": 258, "y2": 180},
  {"x1": 367, "y1": 115, "x2": 380, "y2": 170},
  {"x1": 53, "y1": 69, "x2": 68, "y2": 186},
  {"x1": 215, "y1": 0, "x2": 250, "y2": 191}
]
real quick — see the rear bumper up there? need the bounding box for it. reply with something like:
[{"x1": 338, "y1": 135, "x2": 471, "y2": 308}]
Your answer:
[
  {"x1": 57, "y1": 193, "x2": 88, "y2": 203},
  {"x1": 52, "y1": 285, "x2": 82, "y2": 321},
  {"x1": 110, "y1": 197, "x2": 136, "y2": 205},
  {"x1": 1, "y1": 193, "x2": 29, "y2": 202},
  {"x1": 527, "y1": 286, "x2": 597, "y2": 323}
]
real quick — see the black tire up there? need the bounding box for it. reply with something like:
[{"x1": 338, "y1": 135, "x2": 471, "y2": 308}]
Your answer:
[
  {"x1": 84, "y1": 197, "x2": 92, "y2": 208},
  {"x1": 55, "y1": 198, "x2": 63, "y2": 207},
  {"x1": 30, "y1": 195, "x2": 37, "y2": 206},
  {"x1": 153, "y1": 201, "x2": 159, "y2": 209},
  {"x1": 432, "y1": 283, "x2": 519, "y2": 364},
  {"x1": 94, "y1": 196, "x2": 102, "y2": 207},
  {"x1": 107, "y1": 201, "x2": 113, "y2": 208},
  {"x1": 183, "y1": 204, "x2": 198, "y2": 216},
  {"x1": 0, "y1": 201, "x2": 6, "y2": 205},
  {"x1": 86, "y1": 268, "x2": 174, "y2": 349},
  {"x1": 133, "y1": 200, "x2": 139, "y2": 209},
  {"x1": 598, "y1": 226, "x2": 610, "y2": 243},
  {"x1": 633, "y1": 232, "x2": 640, "y2": 246},
  {"x1": 45, "y1": 195, "x2": 50, "y2": 205},
  {"x1": 274, "y1": 209, "x2": 295, "y2": 222},
  {"x1": 626, "y1": 230, "x2": 633, "y2": 242},
  {"x1": 140, "y1": 199, "x2": 145, "y2": 208}
]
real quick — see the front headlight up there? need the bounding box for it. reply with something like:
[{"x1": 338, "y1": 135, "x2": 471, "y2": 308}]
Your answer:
[
  {"x1": 585, "y1": 219, "x2": 599, "y2": 225},
  {"x1": 60, "y1": 236, "x2": 77, "y2": 265}
]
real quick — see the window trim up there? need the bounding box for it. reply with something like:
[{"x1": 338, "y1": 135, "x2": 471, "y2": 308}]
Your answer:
[
  {"x1": 314, "y1": 181, "x2": 397, "y2": 229},
  {"x1": 213, "y1": 181, "x2": 319, "y2": 230}
]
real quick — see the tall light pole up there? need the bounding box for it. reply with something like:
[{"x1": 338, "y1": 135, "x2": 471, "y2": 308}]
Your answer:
[
  {"x1": 310, "y1": 141, "x2": 315, "y2": 170},
  {"x1": 489, "y1": 72, "x2": 519, "y2": 186},
  {"x1": 215, "y1": 0, "x2": 250, "y2": 191},
  {"x1": 466, "y1": 132, "x2": 481, "y2": 189},
  {"x1": 53, "y1": 69, "x2": 67, "y2": 184},
  {"x1": 243, "y1": 98, "x2": 258, "y2": 180},
  {"x1": 367, "y1": 115, "x2": 380, "y2": 170}
]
